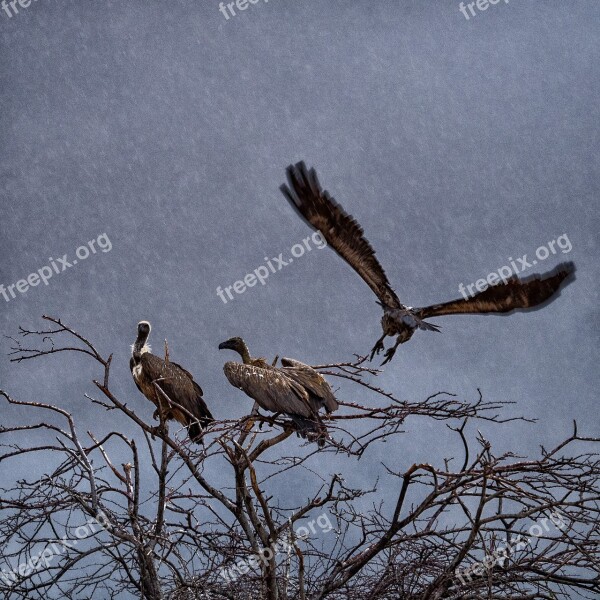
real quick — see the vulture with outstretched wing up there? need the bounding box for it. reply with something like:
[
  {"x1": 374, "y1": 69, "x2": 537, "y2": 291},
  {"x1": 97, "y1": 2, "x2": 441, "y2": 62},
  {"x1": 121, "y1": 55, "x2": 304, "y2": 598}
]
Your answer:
[
  {"x1": 130, "y1": 321, "x2": 213, "y2": 443},
  {"x1": 281, "y1": 161, "x2": 576, "y2": 364},
  {"x1": 218, "y1": 337, "x2": 338, "y2": 446}
]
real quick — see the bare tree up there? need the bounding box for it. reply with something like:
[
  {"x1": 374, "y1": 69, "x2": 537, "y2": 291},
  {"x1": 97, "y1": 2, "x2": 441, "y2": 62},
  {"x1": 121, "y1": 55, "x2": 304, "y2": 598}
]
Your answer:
[{"x1": 0, "y1": 316, "x2": 598, "y2": 600}]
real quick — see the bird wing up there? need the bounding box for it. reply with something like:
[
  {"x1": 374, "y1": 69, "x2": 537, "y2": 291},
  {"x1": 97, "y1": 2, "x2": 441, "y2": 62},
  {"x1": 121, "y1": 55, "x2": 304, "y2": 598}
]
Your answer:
[
  {"x1": 169, "y1": 360, "x2": 204, "y2": 396},
  {"x1": 281, "y1": 161, "x2": 402, "y2": 309},
  {"x1": 415, "y1": 262, "x2": 576, "y2": 319},
  {"x1": 186, "y1": 380, "x2": 213, "y2": 424},
  {"x1": 223, "y1": 361, "x2": 314, "y2": 418},
  {"x1": 280, "y1": 358, "x2": 339, "y2": 413},
  {"x1": 141, "y1": 354, "x2": 213, "y2": 424}
]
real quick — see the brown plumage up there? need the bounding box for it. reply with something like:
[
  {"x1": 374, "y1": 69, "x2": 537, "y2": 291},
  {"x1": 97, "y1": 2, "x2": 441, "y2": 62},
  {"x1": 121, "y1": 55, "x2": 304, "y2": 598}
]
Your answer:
[
  {"x1": 130, "y1": 321, "x2": 213, "y2": 443},
  {"x1": 218, "y1": 337, "x2": 338, "y2": 446},
  {"x1": 414, "y1": 267, "x2": 574, "y2": 319},
  {"x1": 281, "y1": 161, "x2": 576, "y2": 364}
]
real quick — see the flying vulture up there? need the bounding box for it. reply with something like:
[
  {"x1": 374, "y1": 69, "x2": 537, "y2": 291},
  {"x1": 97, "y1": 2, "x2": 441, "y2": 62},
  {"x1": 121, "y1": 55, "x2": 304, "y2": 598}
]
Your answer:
[
  {"x1": 130, "y1": 321, "x2": 213, "y2": 443},
  {"x1": 281, "y1": 161, "x2": 576, "y2": 364},
  {"x1": 218, "y1": 337, "x2": 338, "y2": 446}
]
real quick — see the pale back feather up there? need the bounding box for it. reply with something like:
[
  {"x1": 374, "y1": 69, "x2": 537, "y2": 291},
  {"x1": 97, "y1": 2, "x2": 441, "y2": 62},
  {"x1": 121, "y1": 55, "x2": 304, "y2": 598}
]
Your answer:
[
  {"x1": 223, "y1": 361, "x2": 315, "y2": 418},
  {"x1": 280, "y1": 357, "x2": 339, "y2": 413}
]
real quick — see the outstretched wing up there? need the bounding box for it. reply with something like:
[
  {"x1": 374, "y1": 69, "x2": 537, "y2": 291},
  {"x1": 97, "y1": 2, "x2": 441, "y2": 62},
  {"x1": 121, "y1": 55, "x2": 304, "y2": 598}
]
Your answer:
[
  {"x1": 281, "y1": 161, "x2": 402, "y2": 309},
  {"x1": 223, "y1": 362, "x2": 314, "y2": 418},
  {"x1": 280, "y1": 357, "x2": 339, "y2": 413},
  {"x1": 415, "y1": 262, "x2": 576, "y2": 319}
]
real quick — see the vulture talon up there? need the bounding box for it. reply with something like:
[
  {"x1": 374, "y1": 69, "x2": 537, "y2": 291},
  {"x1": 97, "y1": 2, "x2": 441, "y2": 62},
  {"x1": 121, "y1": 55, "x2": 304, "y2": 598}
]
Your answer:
[
  {"x1": 381, "y1": 347, "x2": 396, "y2": 366},
  {"x1": 369, "y1": 339, "x2": 385, "y2": 361}
]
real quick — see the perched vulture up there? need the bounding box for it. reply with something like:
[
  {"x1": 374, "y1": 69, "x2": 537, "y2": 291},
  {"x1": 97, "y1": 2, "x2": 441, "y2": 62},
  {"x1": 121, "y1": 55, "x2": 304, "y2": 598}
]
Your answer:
[
  {"x1": 281, "y1": 161, "x2": 576, "y2": 364},
  {"x1": 130, "y1": 321, "x2": 213, "y2": 443},
  {"x1": 218, "y1": 337, "x2": 338, "y2": 446}
]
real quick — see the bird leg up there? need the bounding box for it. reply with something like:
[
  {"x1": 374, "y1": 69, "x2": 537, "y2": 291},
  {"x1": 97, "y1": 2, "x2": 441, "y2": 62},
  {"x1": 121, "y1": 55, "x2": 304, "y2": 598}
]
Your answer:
[
  {"x1": 152, "y1": 380, "x2": 173, "y2": 422},
  {"x1": 381, "y1": 327, "x2": 416, "y2": 364},
  {"x1": 369, "y1": 334, "x2": 387, "y2": 361},
  {"x1": 153, "y1": 407, "x2": 173, "y2": 421},
  {"x1": 381, "y1": 337, "x2": 403, "y2": 365},
  {"x1": 259, "y1": 411, "x2": 280, "y2": 430},
  {"x1": 150, "y1": 423, "x2": 170, "y2": 439}
]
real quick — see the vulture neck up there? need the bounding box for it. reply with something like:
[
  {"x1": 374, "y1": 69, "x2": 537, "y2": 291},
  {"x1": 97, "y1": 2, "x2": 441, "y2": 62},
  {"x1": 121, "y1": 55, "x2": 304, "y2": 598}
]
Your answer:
[
  {"x1": 238, "y1": 342, "x2": 252, "y2": 365},
  {"x1": 132, "y1": 331, "x2": 150, "y2": 361}
]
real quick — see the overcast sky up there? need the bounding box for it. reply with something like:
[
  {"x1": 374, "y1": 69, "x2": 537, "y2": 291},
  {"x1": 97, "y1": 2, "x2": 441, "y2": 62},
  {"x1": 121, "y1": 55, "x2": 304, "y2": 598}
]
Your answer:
[{"x1": 0, "y1": 0, "x2": 598, "y2": 585}]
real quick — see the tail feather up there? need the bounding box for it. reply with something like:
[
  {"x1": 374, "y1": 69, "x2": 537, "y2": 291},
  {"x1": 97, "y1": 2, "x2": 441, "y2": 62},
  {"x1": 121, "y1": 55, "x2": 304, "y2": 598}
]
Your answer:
[
  {"x1": 187, "y1": 421, "x2": 203, "y2": 444},
  {"x1": 418, "y1": 319, "x2": 441, "y2": 332},
  {"x1": 288, "y1": 414, "x2": 328, "y2": 447},
  {"x1": 187, "y1": 415, "x2": 213, "y2": 444}
]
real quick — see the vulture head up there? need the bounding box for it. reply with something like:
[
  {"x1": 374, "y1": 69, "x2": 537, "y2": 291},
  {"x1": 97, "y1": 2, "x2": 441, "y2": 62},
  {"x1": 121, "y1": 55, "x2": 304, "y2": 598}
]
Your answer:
[
  {"x1": 218, "y1": 336, "x2": 251, "y2": 363},
  {"x1": 132, "y1": 320, "x2": 152, "y2": 360},
  {"x1": 137, "y1": 320, "x2": 151, "y2": 337}
]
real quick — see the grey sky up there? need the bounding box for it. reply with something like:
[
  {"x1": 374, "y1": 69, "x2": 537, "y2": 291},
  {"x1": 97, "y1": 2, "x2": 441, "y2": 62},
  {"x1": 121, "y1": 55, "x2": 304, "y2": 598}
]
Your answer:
[{"x1": 0, "y1": 0, "x2": 598, "y2": 575}]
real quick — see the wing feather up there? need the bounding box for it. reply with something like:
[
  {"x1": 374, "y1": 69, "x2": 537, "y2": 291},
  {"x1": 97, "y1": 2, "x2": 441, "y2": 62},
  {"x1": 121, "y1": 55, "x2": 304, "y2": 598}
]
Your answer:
[
  {"x1": 169, "y1": 360, "x2": 204, "y2": 396},
  {"x1": 281, "y1": 161, "x2": 401, "y2": 309},
  {"x1": 140, "y1": 354, "x2": 213, "y2": 426},
  {"x1": 415, "y1": 262, "x2": 576, "y2": 319},
  {"x1": 223, "y1": 362, "x2": 313, "y2": 418},
  {"x1": 280, "y1": 358, "x2": 339, "y2": 413}
]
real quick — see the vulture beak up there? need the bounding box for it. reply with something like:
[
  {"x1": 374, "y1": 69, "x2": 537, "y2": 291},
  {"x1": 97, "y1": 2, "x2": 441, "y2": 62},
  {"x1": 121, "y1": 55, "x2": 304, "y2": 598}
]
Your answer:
[{"x1": 218, "y1": 340, "x2": 233, "y2": 351}]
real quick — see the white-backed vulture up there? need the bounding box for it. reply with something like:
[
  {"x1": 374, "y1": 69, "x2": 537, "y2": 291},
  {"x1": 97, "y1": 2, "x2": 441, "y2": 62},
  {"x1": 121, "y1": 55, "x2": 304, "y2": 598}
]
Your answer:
[
  {"x1": 281, "y1": 161, "x2": 576, "y2": 364},
  {"x1": 130, "y1": 321, "x2": 213, "y2": 443},
  {"x1": 218, "y1": 337, "x2": 338, "y2": 446}
]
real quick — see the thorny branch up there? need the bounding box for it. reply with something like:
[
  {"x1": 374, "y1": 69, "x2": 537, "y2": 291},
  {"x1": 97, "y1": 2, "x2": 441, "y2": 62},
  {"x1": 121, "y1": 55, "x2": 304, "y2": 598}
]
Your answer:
[{"x1": 0, "y1": 317, "x2": 598, "y2": 600}]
